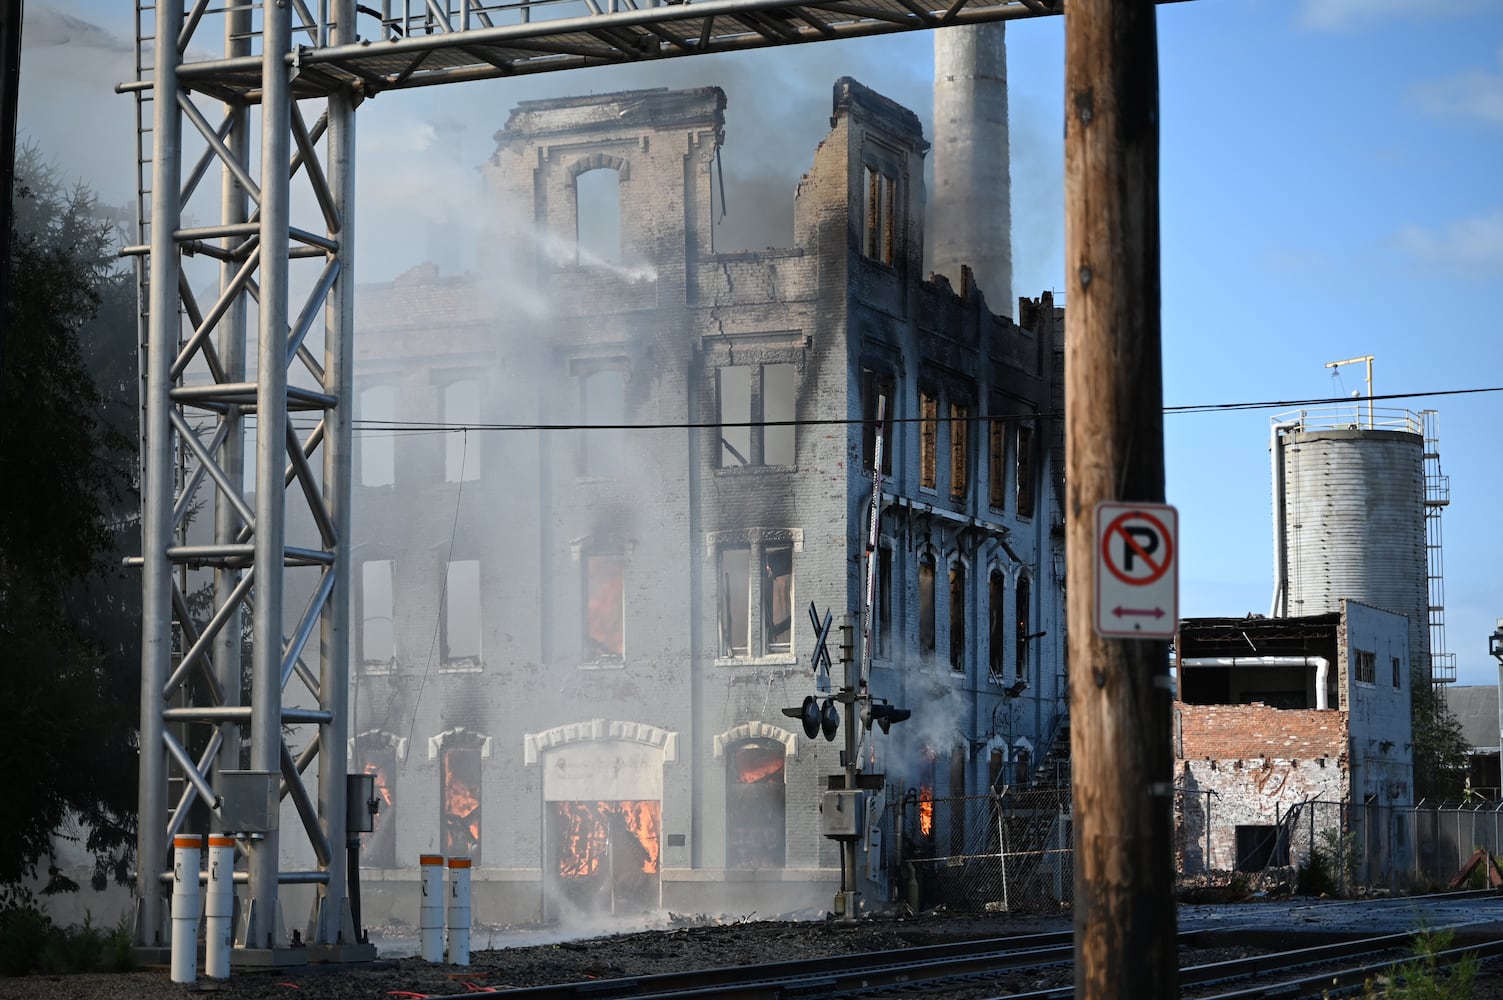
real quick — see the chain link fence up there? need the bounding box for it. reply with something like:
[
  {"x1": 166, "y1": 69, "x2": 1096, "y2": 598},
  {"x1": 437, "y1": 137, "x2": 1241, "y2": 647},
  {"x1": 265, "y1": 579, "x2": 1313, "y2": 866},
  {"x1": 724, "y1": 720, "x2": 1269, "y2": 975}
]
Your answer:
[
  {"x1": 895, "y1": 788, "x2": 1073, "y2": 913},
  {"x1": 1174, "y1": 792, "x2": 1503, "y2": 893}
]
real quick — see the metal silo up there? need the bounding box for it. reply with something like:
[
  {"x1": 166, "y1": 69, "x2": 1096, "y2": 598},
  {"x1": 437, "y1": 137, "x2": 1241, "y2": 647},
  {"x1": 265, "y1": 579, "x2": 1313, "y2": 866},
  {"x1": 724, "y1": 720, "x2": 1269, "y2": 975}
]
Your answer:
[{"x1": 1270, "y1": 407, "x2": 1430, "y2": 678}]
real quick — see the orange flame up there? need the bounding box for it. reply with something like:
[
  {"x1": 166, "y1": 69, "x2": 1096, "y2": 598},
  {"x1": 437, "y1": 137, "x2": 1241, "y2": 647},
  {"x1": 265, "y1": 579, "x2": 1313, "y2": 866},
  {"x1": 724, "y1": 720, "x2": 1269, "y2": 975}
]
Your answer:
[
  {"x1": 737, "y1": 756, "x2": 785, "y2": 784},
  {"x1": 620, "y1": 801, "x2": 660, "y2": 874},
  {"x1": 919, "y1": 785, "x2": 934, "y2": 837}
]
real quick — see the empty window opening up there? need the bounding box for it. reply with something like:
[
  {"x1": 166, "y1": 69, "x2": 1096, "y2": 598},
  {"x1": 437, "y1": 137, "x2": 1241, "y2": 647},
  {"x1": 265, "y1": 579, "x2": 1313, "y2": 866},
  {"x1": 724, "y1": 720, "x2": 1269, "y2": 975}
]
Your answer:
[
  {"x1": 950, "y1": 401, "x2": 969, "y2": 499},
  {"x1": 1234, "y1": 824, "x2": 1288, "y2": 872},
  {"x1": 575, "y1": 168, "x2": 621, "y2": 265},
  {"x1": 580, "y1": 367, "x2": 626, "y2": 478},
  {"x1": 988, "y1": 418, "x2": 1007, "y2": 509},
  {"x1": 360, "y1": 385, "x2": 395, "y2": 487},
  {"x1": 443, "y1": 559, "x2": 482, "y2": 667},
  {"x1": 949, "y1": 562, "x2": 966, "y2": 673},
  {"x1": 719, "y1": 546, "x2": 751, "y2": 657},
  {"x1": 444, "y1": 379, "x2": 481, "y2": 483},
  {"x1": 862, "y1": 370, "x2": 895, "y2": 475},
  {"x1": 988, "y1": 570, "x2": 1005, "y2": 680},
  {"x1": 877, "y1": 546, "x2": 892, "y2": 657},
  {"x1": 1012, "y1": 746, "x2": 1031, "y2": 788},
  {"x1": 1015, "y1": 575, "x2": 1031, "y2": 681},
  {"x1": 441, "y1": 741, "x2": 482, "y2": 864},
  {"x1": 1355, "y1": 649, "x2": 1376, "y2": 684},
  {"x1": 718, "y1": 363, "x2": 796, "y2": 468},
  {"x1": 584, "y1": 554, "x2": 624, "y2": 662},
  {"x1": 863, "y1": 166, "x2": 896, "y2": 265},
  {"x1": 762, "y1": 544, "x2": 793, "y2": 654},
  {"x1": 360, "y1": 559, "x2": 394, "y2": 669},
  {"x1": 914, "y1": 745, "x2": 937, "y2": 857},
  {"x1": 919, "y1": 552, "x2": 936, "y2": 655},
  {"x1": 1391, "y1": 656, "x2": 1401, "y2": 688},
  {"x1": 355, "y1": 739, "x2": 397, "y2": 869},
  {"x1": 1016, "y1": 422, "x2": 1035, "y2": 518},
  {"x1": 919, "y1": 390, "x2": 938, "y2": 491},
  {"x1": 727, "y1": 740, "x2": 786, "y2": 869}
]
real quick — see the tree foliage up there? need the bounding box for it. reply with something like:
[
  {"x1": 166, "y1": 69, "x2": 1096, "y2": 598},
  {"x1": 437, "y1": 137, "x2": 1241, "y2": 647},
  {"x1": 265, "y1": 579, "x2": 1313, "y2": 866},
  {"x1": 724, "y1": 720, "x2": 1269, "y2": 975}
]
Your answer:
[
  {"x1": 1, "y1": 145, "x2": 140, "y2": 892},
  {"x1": 1411, "y1": 667, "x2": 1472, "y2": 802}
]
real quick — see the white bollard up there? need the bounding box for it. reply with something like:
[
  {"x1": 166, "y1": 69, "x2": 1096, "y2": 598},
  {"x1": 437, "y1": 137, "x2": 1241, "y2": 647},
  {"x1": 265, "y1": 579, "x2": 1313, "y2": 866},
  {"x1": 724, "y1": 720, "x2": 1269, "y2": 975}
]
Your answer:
[
  {"x1": 419, "y1": 854, "x2": 445, "y2": 963},
  {"x1": 447, "y1": 857, "x2": 472, "y2": 966},
  {"x1": 204, "y1": 835, "x2": 235, "y2": 979},
  {"x1": 170, "y1": 834, "x2": 203, "y2": 984}
]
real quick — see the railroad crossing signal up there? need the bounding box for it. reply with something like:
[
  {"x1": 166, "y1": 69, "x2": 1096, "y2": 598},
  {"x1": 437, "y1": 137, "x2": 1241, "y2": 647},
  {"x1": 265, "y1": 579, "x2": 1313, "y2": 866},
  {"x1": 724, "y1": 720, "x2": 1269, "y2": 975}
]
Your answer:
[
  {"x1": 1094, "y1": 502, "x2": 1179, "y2": 639},
  {"x1": 808, "y1": 603, "x2": 833, "y2": 675}
]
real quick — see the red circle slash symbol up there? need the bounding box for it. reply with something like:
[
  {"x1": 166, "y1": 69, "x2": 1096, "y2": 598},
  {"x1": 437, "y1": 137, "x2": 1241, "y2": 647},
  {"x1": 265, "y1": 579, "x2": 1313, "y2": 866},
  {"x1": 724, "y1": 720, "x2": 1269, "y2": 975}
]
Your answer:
[{"x1": 1101, "y1": 510, "x2": 1172, "y2": 586}]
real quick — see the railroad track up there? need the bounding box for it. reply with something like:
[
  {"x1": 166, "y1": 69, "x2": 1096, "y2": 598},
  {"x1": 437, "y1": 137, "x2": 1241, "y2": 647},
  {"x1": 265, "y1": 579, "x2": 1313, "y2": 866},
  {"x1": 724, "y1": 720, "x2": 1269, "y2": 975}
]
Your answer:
[{"x1": 422, "y1": 922, "x2": 1502, "y2": 1000}]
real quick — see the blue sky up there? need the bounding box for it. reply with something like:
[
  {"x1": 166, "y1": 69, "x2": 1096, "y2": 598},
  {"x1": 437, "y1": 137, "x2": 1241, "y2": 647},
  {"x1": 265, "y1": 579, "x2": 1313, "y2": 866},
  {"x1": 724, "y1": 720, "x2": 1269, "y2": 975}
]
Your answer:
[{"x1": 20, "y1": 1, "x2": 1503, "y2": 682}]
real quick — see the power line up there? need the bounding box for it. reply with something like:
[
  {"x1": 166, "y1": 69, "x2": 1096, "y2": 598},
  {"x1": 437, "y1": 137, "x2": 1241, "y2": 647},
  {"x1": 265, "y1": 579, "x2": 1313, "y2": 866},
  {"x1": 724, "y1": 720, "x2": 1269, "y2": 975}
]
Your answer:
[{"x1": 334, "y1": 385, "x2": 1503, "y2": 436}]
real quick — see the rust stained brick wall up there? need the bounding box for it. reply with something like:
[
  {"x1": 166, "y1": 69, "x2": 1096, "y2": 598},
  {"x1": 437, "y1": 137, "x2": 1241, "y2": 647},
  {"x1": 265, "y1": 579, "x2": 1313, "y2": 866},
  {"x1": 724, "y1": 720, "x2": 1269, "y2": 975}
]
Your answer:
[
  {"x1": 1178, "y1": 703, "x2": 1347, "y2": 761},
  {"x1": 1176, "y1": 703, "x2": 1349, "y2": 872}
]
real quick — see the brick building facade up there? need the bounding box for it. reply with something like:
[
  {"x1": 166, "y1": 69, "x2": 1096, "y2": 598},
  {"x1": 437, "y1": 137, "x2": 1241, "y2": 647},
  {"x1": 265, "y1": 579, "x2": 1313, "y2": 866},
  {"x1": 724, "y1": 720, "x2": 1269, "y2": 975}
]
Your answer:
[
  {"x1": 324, "y1": 79, "x2": 1067, "y2": 926},
  {"x1": 1175, "y1": 601, "x2": 1414, "y2": 884}
]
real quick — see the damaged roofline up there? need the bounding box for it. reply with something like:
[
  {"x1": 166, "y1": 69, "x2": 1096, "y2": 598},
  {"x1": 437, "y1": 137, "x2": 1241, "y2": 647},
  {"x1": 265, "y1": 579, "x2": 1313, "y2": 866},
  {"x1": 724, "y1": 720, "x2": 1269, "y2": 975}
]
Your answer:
[{"x1": 1178, "y1": 656, "x2": 1331, "y2": 711}]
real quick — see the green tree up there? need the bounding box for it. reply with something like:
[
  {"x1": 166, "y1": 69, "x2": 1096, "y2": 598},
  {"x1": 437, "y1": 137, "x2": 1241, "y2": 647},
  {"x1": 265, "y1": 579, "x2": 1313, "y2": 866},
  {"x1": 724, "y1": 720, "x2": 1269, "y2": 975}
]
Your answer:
[
  {"x1": 1, "y1": 145, "x2": 140, "y2": 893},
  {"x1": 1411, "y1": 668, "x2": 1471, "y2": 802}
]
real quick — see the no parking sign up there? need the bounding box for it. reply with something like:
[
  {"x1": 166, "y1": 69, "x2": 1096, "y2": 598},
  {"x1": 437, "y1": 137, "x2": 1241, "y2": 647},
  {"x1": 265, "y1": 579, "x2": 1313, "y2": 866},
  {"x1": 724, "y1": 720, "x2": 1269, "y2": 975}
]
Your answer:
[{"x1": 1094, "y1": 502, "x2": 1178, "y2": 639}]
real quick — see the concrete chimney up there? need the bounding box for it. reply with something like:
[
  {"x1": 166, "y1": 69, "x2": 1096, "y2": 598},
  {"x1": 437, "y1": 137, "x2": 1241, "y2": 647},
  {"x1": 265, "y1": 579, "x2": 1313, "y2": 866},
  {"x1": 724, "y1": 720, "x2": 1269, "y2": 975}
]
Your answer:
[{"x1": 931, "y1": 23, "x2": 1012, "y2": 317}]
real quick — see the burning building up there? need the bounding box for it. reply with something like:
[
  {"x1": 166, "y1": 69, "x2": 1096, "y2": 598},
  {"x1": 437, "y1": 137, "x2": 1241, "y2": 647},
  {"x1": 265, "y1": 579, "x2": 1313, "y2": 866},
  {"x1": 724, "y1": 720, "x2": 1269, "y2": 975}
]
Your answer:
[{"x1": 337, "y1": 77, "x2": 1067, "y2": 925}]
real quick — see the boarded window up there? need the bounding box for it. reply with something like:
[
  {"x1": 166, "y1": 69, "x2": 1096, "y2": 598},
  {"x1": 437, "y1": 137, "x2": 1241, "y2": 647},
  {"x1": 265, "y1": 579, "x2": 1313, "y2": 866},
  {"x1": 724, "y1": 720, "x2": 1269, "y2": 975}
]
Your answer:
[
  {"x1": 359, "y1": 385, "x2": 395, "y2": 487},
  {"x1": 988, "y1": 419, "x2": 1007, "y2": 509},
  {"x1": 441, "y1": 742, "x2": 482, "y2": 864},
  {"x1": 575, "y1": 167, "x2": 621, "y2": 265},
  {"x1": 580, "y1": 367, "x2": 626, "y2": 478},
  {"x1": 718, "y1": 364, "x2": 796, "y2": 468},
  {"x1": 919, "y1": 390, "x2": 938, "y2": 490},
  {"x1": 762, "y1": 544, "x2": 793, "y2": 654},
  {"x1": 443, "y1": 560, "x2": 481, "y2": 667},
  {"x1": 950, "y1": 401, "x2": 969, "y2": 499},
  {"x1": 988, "y1": 570, "x2": 1005, "y2": 680},
  {"x1": 863, "y1": 166, "x2": 896, "y2": 265},
  {"x1": 443, "y1": 379, "x2": 481, "y2": 483},
  {"x1": 949, "y1": 747, "x2": 966, "y2": 857},
  {"x1": 727, "y1": 740, "x2": 786, "y2": 869},
  {"x1": 360, "y1": 559, "x2": 394, "y2": 669},
  {"x1": 1016, "y1": 422, "x2": 1035, "y2": 518},
  {"x1": 918, "y1": 553, "x2": 936, "y2": 655},
  {"x1": 1016, "y1": 575, "x2": 1031, "y2": 680},
  {"x1": 584, "y1": 554, "x2": 624, "y2": 662},
  {"x1": 862, "y1": 370, "x2": 895, "y2": 475},
  {"x1": 949, "y1": 562, "x2": 966, "y2": 673},
  {"x1": 1355, "y1": 649, "x2": 1376, "y2": 684},
  {"x1": 719, "y1": 546, "x2": 751, "y2": 657}
]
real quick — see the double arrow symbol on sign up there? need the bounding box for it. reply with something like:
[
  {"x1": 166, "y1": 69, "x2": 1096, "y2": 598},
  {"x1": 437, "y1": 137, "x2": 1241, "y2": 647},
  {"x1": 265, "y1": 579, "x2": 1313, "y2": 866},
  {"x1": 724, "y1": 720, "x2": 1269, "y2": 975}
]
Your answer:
[{"x1": 1112, "y1": 606, "x2": 1166, "y2": 620}]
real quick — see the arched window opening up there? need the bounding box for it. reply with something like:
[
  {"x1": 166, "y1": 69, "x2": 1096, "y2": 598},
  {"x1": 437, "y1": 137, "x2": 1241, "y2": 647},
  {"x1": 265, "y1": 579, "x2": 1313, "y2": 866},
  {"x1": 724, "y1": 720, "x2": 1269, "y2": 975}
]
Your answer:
[{"x1": 727, "y1": 740, "x2": 786, "y2": 868}]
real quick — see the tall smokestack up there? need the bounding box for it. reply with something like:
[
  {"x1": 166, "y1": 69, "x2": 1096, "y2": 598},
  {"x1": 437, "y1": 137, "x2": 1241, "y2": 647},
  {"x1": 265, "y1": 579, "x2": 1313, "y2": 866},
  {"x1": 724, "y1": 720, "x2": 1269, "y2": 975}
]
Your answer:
[{"x1": 932, "y1": 23, "x2": 1012, "y2": 316}]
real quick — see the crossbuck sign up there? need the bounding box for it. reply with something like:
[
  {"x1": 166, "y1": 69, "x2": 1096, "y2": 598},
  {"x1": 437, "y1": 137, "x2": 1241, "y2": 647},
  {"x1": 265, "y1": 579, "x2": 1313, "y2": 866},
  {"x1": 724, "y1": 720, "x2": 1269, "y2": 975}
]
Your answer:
[{"x1": 1094, "y1": 502, "x2": 1179, "y2": 639}]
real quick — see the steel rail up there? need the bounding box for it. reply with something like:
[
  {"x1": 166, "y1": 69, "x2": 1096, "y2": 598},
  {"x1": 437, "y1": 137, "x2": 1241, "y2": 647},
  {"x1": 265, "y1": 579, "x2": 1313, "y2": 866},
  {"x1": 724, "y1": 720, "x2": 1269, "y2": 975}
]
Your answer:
[{"x1": 415, "y1": 924, "x2": 1503, "y2": 1000}]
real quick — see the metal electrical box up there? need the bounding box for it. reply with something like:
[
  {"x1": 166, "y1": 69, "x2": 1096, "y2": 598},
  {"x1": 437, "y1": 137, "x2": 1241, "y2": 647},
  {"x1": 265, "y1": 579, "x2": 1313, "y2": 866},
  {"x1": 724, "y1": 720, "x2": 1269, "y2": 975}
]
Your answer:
[
  {"x1": 821, "y1": 789, "x2": 865, "y2": 839},
  {"x1": 219, "y1": 770, "x2": 279, "y2": 834}
]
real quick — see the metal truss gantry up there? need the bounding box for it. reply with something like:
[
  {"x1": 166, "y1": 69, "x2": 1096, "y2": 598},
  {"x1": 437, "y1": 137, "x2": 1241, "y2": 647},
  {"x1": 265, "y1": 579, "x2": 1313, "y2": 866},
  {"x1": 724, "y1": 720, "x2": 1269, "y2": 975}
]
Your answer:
[{"x1": 131, "y1": 0, "x2": 1068, "y2": 955}]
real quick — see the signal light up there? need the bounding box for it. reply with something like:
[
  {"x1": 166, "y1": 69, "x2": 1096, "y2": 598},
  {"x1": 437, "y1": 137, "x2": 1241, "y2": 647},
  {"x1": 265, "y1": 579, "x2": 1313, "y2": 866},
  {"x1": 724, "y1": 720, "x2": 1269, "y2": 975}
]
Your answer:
[
  {"x1": 866, "y1": 702, "x2": 911, "y2": 735},
  {"x1": 781, "y1": 695, "x2": 842, "y2": 741},
  {"x1": 820, "y1": 698, "x2": 839, "y2": 741},
  {"x1": 782, "y1": 695, "x2": 823, "y2": 740}
]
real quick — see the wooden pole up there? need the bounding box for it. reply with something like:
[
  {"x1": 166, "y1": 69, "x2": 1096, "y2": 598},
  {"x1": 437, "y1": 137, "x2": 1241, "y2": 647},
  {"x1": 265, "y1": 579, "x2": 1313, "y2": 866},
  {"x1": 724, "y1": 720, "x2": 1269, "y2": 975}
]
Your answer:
[{"x1": 1064, "y1": 2, "x2": 1177, "y2": 998}]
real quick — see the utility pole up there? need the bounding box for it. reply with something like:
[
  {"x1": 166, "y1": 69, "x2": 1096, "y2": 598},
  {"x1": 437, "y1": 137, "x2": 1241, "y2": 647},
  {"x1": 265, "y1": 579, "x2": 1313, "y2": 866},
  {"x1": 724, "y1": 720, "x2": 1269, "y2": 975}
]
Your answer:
[{"x1": 1064, "y1": 1, "x2": 1177, "y2": 998}]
